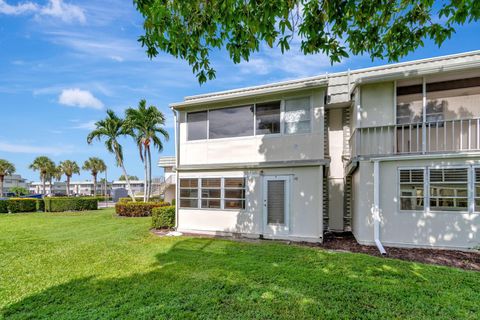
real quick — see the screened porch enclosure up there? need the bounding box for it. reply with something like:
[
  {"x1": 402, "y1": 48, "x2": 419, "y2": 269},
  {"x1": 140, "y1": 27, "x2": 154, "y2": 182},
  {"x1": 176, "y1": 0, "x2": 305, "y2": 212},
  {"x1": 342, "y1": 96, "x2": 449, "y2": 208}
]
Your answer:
[{"x1": 350, "y1": 76, "x2": 480, "y2": 157}]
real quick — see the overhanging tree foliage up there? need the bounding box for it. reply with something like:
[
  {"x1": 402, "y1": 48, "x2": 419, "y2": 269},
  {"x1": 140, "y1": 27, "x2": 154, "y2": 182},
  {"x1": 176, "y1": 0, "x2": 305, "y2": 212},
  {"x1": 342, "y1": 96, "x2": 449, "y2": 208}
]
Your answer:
[{"x1": 134, "y1": 0, "x2": 479, "y2": 83}]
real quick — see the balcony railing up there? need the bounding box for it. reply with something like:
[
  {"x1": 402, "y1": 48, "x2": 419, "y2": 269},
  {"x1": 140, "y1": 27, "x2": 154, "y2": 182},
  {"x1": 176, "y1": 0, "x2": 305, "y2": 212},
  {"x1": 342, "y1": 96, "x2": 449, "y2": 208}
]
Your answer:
[{"x1": 349, "y1": 117, "x2": 480, "y2": 157}]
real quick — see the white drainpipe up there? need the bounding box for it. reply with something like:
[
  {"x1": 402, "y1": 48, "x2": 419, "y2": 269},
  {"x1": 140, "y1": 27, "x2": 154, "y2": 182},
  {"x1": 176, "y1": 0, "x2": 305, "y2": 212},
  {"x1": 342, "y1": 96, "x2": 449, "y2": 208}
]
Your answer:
[
  {"x1": 373, "y1": 160, "x2": 387, "y2": 255},
  {"x1": 171, "y1": 107, "x2": 180, "y2": 230}
]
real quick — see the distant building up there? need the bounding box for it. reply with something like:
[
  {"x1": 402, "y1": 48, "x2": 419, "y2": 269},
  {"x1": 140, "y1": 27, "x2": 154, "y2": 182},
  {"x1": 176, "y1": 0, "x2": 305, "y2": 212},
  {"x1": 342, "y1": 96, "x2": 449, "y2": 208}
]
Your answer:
[
  {"x1": 112, "y1": 180, "x2": 145, "y2": 196},
  {"x1": 2, "y1": 174, "x2": 28, "y2": 196},
  {"x1": 157, "y1": 156, "x2": 176, "y2": 203},
  {"x1": 29, "y1": 181, "x2": 111, "y2": 196}
]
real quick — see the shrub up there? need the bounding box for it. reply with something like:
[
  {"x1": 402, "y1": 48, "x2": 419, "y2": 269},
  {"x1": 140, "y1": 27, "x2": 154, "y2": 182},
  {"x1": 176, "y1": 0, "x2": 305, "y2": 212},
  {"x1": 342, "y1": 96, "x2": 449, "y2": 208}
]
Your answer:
[
  {"x1": 151, "y1": 206, "x2": 175, "y2": 229},
  {"x1": 115, "y1": 201, "x2": 170, "y2": 217},
  {"x1": 44, "y1": 197, "x2": 98, "y2": 212},
  {"x1": 0, "y1": 200, "x2": 7, "y2": 213},
  {"x1": 171, "y1": 198, "x2": 176, "y2": 206},
  {"x1": 36, "y1": 199, "x2": 45, "y2": 212},
  {"x1": 7, "y1": 198, "x2": 37, "y2": 213},
  {"x1": 118, "y1": 197, "x2": 132, "y2": 203}
]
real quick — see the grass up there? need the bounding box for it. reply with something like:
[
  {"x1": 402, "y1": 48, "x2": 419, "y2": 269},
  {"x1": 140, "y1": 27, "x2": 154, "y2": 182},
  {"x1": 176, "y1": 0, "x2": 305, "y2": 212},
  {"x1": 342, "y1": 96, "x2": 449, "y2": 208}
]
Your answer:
[{"x1": 0, "y1": 209, "x2": 479, "y2": 319}]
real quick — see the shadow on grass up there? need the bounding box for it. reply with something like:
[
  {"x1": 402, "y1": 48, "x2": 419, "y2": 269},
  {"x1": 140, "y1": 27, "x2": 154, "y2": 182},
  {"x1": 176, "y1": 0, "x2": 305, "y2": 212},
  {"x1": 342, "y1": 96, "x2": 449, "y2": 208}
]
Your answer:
[{"x1": 2, "y1": 238, "x2": 479, "y2": 319}]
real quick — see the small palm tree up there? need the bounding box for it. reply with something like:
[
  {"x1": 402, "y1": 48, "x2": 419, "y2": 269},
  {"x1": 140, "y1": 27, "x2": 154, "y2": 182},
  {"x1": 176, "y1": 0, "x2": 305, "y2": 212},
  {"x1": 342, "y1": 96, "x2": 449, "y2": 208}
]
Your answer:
[
  {"x1": 125, "y1": 99, "x2": 169, "y2": 201},
  {"x1": 87, "y1": 110, "x2": 136, "y2": 201},
  {"x1": 83, "y1": 157, "x2": 106, "y2": 196},
  {"x1": 0, "y1": 159, "x2": 15, "y2": 197},
  {"x1": 59, "y1": 160, "x2": 80, "y2": 196},
  {"x1": 29, "y1": 156, "x2": 55, "y2": 195}
]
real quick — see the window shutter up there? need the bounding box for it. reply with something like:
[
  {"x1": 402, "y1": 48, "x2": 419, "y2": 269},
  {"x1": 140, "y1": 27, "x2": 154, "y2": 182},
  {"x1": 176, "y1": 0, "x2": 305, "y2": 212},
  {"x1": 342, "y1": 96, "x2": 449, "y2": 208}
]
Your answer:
[{"x1": 267, "y1": 180, "x2": 285, "y2": 224}]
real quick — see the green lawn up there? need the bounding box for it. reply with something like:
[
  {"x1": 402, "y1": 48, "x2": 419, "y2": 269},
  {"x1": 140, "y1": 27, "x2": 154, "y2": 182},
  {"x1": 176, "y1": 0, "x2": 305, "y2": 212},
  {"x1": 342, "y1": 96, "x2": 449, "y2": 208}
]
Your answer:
[{"x1": 0, "y1": 210, "x2": 479, "y2": 319}]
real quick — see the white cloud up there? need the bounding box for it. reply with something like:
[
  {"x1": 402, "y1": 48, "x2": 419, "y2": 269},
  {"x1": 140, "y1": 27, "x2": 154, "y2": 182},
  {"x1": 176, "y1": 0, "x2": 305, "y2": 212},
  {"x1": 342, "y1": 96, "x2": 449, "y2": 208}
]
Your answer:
[
  {"x1": 59, "y1": 88, "x2": 104, "y2": 109},
  {"x1": 0, "y1": 141, "x2": 72, "y2": 155},
  {"x1": 0, "y1": 0, "x2": 38, "y2": 15},
  {"x1": 0, "y1": 0, "x2": 85, "y2": 23},
  {"x1": 71, "y1": 120, "x2": 96, "y2": 130}
]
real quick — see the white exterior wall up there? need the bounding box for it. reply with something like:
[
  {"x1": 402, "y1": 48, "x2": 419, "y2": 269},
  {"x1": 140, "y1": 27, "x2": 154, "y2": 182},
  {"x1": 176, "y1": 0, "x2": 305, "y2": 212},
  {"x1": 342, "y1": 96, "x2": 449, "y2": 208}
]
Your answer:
[
  {"x1": 352, "y1": 158, "x2": 480, "y2": 249},
  {"x1": 178, "y1": 166, "x2": 323, "y2": 242},
  {"x1": 360, "y1": 82, "x2": 395, "y2": 127},
  {"x1": 178, "y1": 89, "x2": 325, "y2": 166}
]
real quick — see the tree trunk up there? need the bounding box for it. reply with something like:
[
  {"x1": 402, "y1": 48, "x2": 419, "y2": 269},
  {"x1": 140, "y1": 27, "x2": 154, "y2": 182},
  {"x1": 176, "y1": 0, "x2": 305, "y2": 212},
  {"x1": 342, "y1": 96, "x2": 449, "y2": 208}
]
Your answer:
[
  {"x1": 42, "y1": 174, "x2": 46, "y2": 195},
  {"x1": 0, "y1": 175, "x2": 4, "y2": 197},
  {"x1": 147, "y1": 146, "x2": 152, "y2": 202},
  {"x1": 93, "y1": 173, "x2": 97, "y2": 196},
  {"x1": 143, "y1": 146, "x2": 148, "y2": 202},
  {"x1": 66, "y1": 176, "x2": 70, "y2": 196}
]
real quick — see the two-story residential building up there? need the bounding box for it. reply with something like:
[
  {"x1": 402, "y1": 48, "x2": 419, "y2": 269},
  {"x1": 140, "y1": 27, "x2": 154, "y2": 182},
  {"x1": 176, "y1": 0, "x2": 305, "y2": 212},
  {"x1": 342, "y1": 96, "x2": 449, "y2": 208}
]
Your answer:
[
  {"x1": 171, "y1": 50, "x2": 480, "y2": 250},
  {"x1": 2, "y1": 174, "x2": 28, "y2": 196}
]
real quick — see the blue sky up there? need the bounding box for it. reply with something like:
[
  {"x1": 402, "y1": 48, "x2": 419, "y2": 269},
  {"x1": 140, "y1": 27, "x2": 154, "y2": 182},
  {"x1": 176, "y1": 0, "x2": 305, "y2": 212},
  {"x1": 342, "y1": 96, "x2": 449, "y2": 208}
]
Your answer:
[{"x1": 1, "y1": 0, "x2": 479, "y2": 182}]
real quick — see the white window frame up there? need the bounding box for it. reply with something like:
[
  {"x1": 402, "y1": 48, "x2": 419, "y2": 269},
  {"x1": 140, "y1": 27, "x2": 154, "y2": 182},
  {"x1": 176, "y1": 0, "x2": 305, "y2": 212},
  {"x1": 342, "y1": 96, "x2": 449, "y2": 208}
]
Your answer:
[
  {"x1": 184, "y1": 95, "x2": 313, "y2": 142},
  {"x1": 397, "y1": 167, "x2": 426, "y2": 212},
  {"x1": 179, "y1": 176, "x2": 246, "y2": 211},
  {"x1": 428, "y1": 165, "x2": 470, "y2": 214}
]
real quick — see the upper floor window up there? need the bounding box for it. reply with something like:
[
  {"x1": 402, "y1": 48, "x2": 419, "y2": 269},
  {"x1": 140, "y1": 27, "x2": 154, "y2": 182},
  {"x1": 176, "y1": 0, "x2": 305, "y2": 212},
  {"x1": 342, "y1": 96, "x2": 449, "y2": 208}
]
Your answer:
[
  {"x1": 187, "y1": 111, "x2": 207, "y2": 140},
  {"x1": 185, "y1": 96, "x2": 313, "y2": 141},
  {"x1": 396, "y1": 77, "x2": 480, "y2": 125},
  {"x1": 284, "y1": 97, "x2": 311, "y2": 134},
  {"x1": 256, "y1": 101, "x2": 281, "y2": 134},
  {"x1": 209, "y1": 105, "x2": 254, "y2": 139}
]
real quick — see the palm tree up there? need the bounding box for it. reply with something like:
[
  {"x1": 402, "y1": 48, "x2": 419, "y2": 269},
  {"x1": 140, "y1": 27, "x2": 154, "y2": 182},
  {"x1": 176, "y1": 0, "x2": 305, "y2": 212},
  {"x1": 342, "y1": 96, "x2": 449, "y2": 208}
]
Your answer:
[
  {"x1": 29, "y1": 156, "x2": 55, "y2": 195},
  {"x1": 0, "y1": 159, "x2": 15, "y2": 197},
  {"x1": 87, "y1": 109, "x2": 136, "y2": 201},
  {"x1": 125, "y1": 99, "x2": 169, "y2": 201},
  {"x1": 83, "y1": 157, "x2": 106, "y2": 196},
  {"x1": 59, "y1": 160, "x2": 80, "y2": 196}
]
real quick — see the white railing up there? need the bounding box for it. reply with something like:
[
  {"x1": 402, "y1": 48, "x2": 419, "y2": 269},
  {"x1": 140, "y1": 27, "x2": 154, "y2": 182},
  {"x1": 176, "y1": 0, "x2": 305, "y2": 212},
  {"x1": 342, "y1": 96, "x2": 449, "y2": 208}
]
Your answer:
[{"x1": 349, "y1": 117, "x2": 480, "y2": 157}]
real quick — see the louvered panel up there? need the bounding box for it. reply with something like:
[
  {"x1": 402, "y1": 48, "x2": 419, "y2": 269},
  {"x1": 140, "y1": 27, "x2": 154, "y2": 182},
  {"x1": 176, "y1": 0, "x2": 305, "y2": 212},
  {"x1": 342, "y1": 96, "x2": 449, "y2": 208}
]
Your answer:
[
  {"x1": 324, "y1": 109, "x2": 329, "y2": 157},
  {"x1": 343, "y1": 175, "x2": 352, "y2": 231},
  {"x1": 476, "y1": 168, "x2": 480, "y2": 182},
  {"x1": 342, "y1": 107, "x2": 351, "y2": 157},
  {"x1": 322, "y1": 173, "x2": 329, "y2": 231},
  {"x1": 430, "y1": 168, "x2": 468, "y2": 183},
  {"x1": 267, "y1": 180, "x2": 285, "y2": 224},
  {"x1": 400, "y1": 169, "x2": 424, "y2": 183}
]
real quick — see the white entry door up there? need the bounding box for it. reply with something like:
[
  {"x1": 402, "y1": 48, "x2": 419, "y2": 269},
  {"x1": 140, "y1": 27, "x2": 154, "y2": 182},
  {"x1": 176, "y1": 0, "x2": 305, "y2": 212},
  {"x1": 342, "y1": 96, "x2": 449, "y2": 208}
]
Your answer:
[{"x1": 263, "y1": 176, "x2": 290, "y2": 236}]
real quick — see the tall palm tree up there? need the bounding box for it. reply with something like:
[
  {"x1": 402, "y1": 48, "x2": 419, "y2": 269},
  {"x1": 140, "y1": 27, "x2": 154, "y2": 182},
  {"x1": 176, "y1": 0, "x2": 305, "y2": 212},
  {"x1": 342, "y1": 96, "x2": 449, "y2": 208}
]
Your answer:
[
  {"x1": 87, "y1": 109, "x2": 136, "y2": 201},
  {"x1": 29, "y1": 156, "x2": 55, "y2": 195},
  {"x1": 125, "y1": 99, "x2": 169, "y2": 202},
  {"x1": 0, "y1": 159, "x2": 15, "y2": 197},
  {"x1": 82, "y1": 157, "x2": 106, "y2": 196},
  {"x1": 59, "y1": 160, "x2": 80, "y2": 196}
]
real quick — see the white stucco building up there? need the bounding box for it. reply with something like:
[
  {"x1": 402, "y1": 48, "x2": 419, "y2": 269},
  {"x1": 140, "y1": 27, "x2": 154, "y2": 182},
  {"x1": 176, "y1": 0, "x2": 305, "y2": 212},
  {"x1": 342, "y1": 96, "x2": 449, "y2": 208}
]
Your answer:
[
  {"x1": 2, "y1": 174, "x2": 28, "y2": 196},
  {"x1": 170, "y1": 50, "x2": 480, "y2": 250}
]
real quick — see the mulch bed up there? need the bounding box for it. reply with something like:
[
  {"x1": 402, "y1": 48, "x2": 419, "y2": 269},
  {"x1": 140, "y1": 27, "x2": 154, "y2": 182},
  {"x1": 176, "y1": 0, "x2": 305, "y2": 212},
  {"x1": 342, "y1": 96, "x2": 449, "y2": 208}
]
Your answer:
[
  {"x1": 316, "y1": 232, "x2": 480, "y2": 271},
  {"x1": 151, "y1": 229, "x2": 480, "y2": 271}
]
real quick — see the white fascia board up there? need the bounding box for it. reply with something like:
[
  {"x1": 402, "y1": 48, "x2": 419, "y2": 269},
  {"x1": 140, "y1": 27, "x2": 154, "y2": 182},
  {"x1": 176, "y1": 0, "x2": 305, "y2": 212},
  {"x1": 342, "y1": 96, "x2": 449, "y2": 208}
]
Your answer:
[{"x1": 170, "y1": 78, "x2": 328, "y2": 109}]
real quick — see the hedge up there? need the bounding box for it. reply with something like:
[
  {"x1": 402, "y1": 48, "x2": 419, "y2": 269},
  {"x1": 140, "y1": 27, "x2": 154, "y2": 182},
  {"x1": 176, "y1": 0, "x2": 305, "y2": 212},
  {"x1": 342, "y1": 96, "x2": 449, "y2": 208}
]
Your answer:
[
  {"x1": 0, "y1": 200, "x2": 7, "y2": 213},
  {"x1": 115, "y1": 201, "x2": 170, "y2": 217},
  {"x1": 44, "y1": 197, "x2": 98, "y2": 212},
  {"x1": 36, "y1": 199, "x2": 45, "y2": 212},
  {"x1": 151, "y1": 206, "x2": 175, "y2": 229},
  {"x1": 118, "y1": 197, "x2": 132, "y2": 203},
  {"x1": 0, "y1": 198, "x2": 37, "y2": 213}
]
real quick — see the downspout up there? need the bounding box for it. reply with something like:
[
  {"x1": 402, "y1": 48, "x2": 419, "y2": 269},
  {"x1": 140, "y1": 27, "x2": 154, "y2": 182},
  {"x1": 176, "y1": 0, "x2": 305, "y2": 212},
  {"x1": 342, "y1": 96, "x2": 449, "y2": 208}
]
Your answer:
[
  {"x1": 171, "y1": 107, "x2": 180, "y2": 230},
  {"x1": 373, "y1": 160, "x2": 387, "y2": 255}
]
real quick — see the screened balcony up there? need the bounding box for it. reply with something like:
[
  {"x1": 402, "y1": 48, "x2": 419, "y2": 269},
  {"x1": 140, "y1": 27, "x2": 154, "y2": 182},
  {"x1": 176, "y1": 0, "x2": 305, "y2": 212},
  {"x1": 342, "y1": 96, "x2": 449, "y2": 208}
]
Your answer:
[{"x1": 349, "y1": 117, "x2": 480, "y2": 157}]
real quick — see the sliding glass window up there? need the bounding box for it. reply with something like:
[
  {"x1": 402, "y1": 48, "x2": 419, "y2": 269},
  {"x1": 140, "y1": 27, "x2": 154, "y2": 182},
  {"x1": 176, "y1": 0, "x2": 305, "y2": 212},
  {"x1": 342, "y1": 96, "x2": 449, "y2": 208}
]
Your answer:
[
  {"x1": 224, "y1": 178, "x2": 246, "y2": 209},
  {"x1": 187, "y1": 111, "x2": 207, "y2": 141},
  {"x1": 209, "y1": 105, "x2": 254, "y2": 139},
  {"x1": 429, "y1": 168, "x2": 468, "y2": 211},
  {"x1": 256, "y1": 101, "x2": 281, "y2": 134},
  {"x1": 284, "y1": 97, "x2": 311, "y2": 134}
]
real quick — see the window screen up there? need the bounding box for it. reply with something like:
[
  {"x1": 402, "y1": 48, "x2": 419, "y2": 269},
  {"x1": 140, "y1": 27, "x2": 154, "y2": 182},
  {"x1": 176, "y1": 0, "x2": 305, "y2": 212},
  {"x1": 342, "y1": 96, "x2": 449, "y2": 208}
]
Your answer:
[
  {"x1": 284, "y1": 97, "x2": 311, "y2": 134},
  {"x1": 187, "y1": 111, "x2": 207, "y2": 140},
  {"x1": 399, "y1": 169, "x2": 424, "y2": 210},
  {"x1": 429, "y1": 168, "x2": 468, "y2": 211},
  {"x1": 256, "y1": 101, "x2": 281, "y2": 134},
  {"x1": 179, "y1": 178, "x2": 198, "y2": 208},
  {"x1": 475, "y1": 168, "x2": 480, "y2": 212},
  {"x1": 267, "y1": 180, "x2": 285, "y2": 224},
  {"x1": 224, "y1": 178, "x2": 246, "y2": 209},
  {"x1": 201, "y1": 178, "x2": 221, "y2": 208},
  {"x1": 209, "y1": 105, "x2": 254, "y2": 139}
]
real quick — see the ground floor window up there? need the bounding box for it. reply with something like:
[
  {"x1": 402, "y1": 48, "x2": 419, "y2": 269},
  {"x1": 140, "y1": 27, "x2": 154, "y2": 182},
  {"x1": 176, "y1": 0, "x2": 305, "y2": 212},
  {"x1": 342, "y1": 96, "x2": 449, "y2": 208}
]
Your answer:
[
  {"x1": 399, "y1": 169, "x2": 424, "y2": 211},
  {"x1": 429, "y1": 168, "x2": 468, "y2": 211},
  {"x1": 399, "y1": 166, "x2": 476, "y2": 212},
  {"x1": 179, "y1": 177, "x2": 246, "y2": 210}
]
